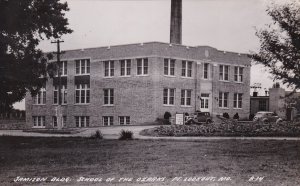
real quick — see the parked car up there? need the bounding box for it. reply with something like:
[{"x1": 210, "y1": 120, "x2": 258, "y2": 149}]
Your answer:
[
  {"x1": 253, "y1": 111, "x2": 283, "y2": 124},
  {"x1": 185, "y1": 111, "x2": 213, "y2": 124}
]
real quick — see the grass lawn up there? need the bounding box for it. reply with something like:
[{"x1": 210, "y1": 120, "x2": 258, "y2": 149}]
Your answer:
[{"x1": 0, "y1": 136, "x2": 299, "y2": 186}]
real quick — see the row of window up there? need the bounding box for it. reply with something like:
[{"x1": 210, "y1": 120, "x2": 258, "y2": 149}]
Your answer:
[
  {"x1": 56, "y1": 58, "x2": 244, "y2": 82},
  {"x1": 34, "y1": 87, "x2": 243, "y2": 108},
  {"x1": 32, "y1": 116, "x2": 130, "y2": 127},
  {"x1": 219, "y1": 92, "x2": 243, "y2": 109}
]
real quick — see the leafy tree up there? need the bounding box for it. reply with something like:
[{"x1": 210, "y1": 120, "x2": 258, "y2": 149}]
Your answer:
[
  {"x1": 0, "y1": 0, "x2": 72, "y2": 113},
  {"x1": 252, "y1": 1, "x2": 300, "y2": 90}
]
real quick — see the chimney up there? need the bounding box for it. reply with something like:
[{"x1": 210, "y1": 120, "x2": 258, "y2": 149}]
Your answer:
[{"x1": 170, "y1": 0, "x2": 182, "y2": 44}]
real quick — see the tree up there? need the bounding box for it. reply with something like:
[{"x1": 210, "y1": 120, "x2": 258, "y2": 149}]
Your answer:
[
  {"x1": 252, "y1": 1, "x2": 300, "y2": 90},
  {"x1": 0, "y1": 0, "x2": 72, "y2": 113}
]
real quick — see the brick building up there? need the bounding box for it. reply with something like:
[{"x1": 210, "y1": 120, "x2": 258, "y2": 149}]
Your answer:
[{"x1": 25, "y1": 42, "x2": 251, "y2": 128}]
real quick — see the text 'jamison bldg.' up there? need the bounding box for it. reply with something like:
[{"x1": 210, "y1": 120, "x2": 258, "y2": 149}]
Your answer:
[{"x1": 25, "y1": 42, "x2": 251, "y2": 128}]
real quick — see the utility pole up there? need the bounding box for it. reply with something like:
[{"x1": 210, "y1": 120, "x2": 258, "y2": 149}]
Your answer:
[{"x1": 51, "y1": 40, "x2": 64, "y2": 130}]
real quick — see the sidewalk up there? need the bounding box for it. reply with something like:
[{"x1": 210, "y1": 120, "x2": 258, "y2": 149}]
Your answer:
[{"x1": 1, "y1": 126, "x2": 300, "y2": 140}]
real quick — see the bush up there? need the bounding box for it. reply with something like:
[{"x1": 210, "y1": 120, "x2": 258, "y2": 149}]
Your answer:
[
  {"x1": 90, "y1": 130, "x2": 103, "y2": 139},
  {"x1": 223, "y1": 112, "x2": 230, "y2": 119},
  {"x1": 119, "y1": 130, "x2": 133, "y2": 140},
  {"x1": 249, "y1": 114, "x2": 255, "y2": 121},
  {"x1": 164, "y1": 112, "x2": 171, "y2": 120},
  {"x1": 233, "y1": 113, "x2": 240, "y2": 120}
]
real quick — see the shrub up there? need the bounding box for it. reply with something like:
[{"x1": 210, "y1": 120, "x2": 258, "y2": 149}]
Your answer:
[
  {"x1": 90, "y1": 130, "x2": 103, "y2": 139},
  {"x1": 164, "y1": 112, "x2": 171, "y2": 120},
  {"x1": 119, "y1": 130, "x2": 133, "y2": 140},
  {"x1": 233, "y1": 113, "x2": 240, "y2": 120},
  {"x1": 249, "y1": 114, "x2": 255, "y2": 121},
  {"x1": 223, "y1": 112, "x2": 230, "y2": 119}
]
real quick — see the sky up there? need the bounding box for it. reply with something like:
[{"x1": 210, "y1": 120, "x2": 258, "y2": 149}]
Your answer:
[{"x1": 14, "y1": 0, "x2": 290, "y2": 110}]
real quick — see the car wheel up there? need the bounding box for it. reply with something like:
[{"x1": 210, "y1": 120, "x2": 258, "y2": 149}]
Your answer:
[{"x1": 263, "y1": 119, "x2": 269, "y2": 124}]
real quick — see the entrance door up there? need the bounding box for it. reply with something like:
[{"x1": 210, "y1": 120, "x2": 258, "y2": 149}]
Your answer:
[{"x1": 200, "y1": 93, "x2": 209, "y2": 112}]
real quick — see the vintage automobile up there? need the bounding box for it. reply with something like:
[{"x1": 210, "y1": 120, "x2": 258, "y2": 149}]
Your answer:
[
  {"x1": 253, "y1": 111, "x2": 283, "y2": 124},
  {"x1": 185, "y1": 111, "x2": 213, "y2": 124}
]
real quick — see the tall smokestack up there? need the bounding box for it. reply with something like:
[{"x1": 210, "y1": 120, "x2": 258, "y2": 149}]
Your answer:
[{"x1": 170, "y1": 0, "x2": 182, "y2": 44}]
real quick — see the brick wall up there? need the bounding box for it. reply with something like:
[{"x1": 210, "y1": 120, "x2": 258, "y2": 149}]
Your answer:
[{"x1": 25, "y1": 42, "x2": 252, "y2": 128}]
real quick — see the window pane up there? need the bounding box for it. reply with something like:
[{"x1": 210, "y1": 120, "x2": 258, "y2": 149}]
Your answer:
[
  {"x1": 86, "y1": 60, "x2": 90, "y2": 73},
  {"x1": 81, "y1": 60, "x2": 85, "y2": 74},
  {"x1": 127, "y1": 60, "x2": 131, "y2": 75},
  {"x1": 137, "y1": 59, "x2": 142, "y2": 75},
  {"x1": 164, "y1": 59, "x2": 168, "y2": 75},
  {"x1": 181, "y1": 90, "x2": 185, "y2": 105}
]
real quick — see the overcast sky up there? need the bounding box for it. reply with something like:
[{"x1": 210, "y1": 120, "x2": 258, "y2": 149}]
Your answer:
[{"x1": 14, "y1": 0, "x2": 289, "y2": 110}]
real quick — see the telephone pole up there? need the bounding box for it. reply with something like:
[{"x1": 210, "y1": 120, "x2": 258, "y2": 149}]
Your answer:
[{"x1": 51, "y1": 40, "x2": 64, "y2": 130}]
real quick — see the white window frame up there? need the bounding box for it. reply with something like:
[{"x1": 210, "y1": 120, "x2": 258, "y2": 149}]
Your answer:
[
  {"x1": 103, "y1": 116, "x2": 114, "y2": 126},
  {"x1": 75, "y1": 84, "x2": 90, "y2": 104},
  {"x1": 75, "y1": 116, "x2": 89, "y2": 127},
  {"x1": 55, "y1": 61, "x2": 68, "y2": 76},
  {"x1": 203, "y1": 63, "x2": 209, "y2": 79},
  {"x1": 219, "y1": 92, "x2": 229, "y2": 108},
  {"x1": 163, "y1": 88, "x2": 175, "y2": 106},
  {"x1": 181, "y1": 89, "x2": 192, "y2": 106},
  {"x1": 33, "y1": 116, "x2": 46, "y2": 128},
  {"x1": 137, "y1": 58, "x2": 148, "y2": 75},
  {"x1": 53, "y1": 85, "x2": 67, "y2": 105},
  {"x1": 219, "y1": 65, "x2": 229, "y2": 81},
  {"x1": 164, "y1": 58, "x2": 175, "y2": 76},
  {"x1": 234, "y1": 93, "x2": 243, "y2": 109},
  {"x1": 181, "y1": 61, "x2": 192, "y2": 77},
  {"x1": 104, "y1": 61, "x2": 115, "y2": 77},
  {"x1": 200, "y1": 93, "x2": 209, "y2": 109},
  {"x1": 120, "y1": 59, "x2": 131, "y2": 76},
  {"x1": 103, "y1": 89, "x2": 114, "y2": 105},
  {"x1": 33, "y1": 87, "x2": 46, "y2": 105},
  {"x1": 119, "y1": 116, "x2": 130, "y2": 125},
  {"x1": 234, "y1": 66, "x2": 244, "y2": 82},
  {"x1": 75, "y1": 59, "x2": 90, "y2": 75}
]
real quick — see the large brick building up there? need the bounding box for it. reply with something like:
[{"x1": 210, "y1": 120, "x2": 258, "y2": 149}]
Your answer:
[{"x1": 25, "y1": 42, "x2": 251, "y2": 128}]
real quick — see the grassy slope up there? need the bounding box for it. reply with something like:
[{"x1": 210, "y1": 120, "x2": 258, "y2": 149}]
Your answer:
[{"x1": 0, "y1": 137, "x2": 299, "y2": 186}]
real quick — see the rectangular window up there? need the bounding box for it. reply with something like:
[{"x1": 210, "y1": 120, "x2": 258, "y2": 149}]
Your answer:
[
  {"x1": 181, "y1": 61, "x2": 192, "y2": 77},
  {"x1": 219, "y1": 92, "x2": 229, "y2": 108},
  {"x1": 137, "y1": 58, "x2": 148, "y2": 75},
  {"x1": 104, "y1": 61, "x2": 115, "y2": 77},
  {"x1": 234, "y1": 93, "x2": 243, "y2": 108},
  {"x1": 181, "y1": 89, "x2": 192, "y2": 106},
  {"x1": 164, "y1": 58, "x2": 175, "y2": 76},
  {"x1": 55, "y1": 61, "x2": 67, "y2": 76},
  {"x1": 32, "y1": 116, "x2": 45, "y2": 128},
  {"x1": 75, "y1": 116, "x2": 89, "y2": 127},
  {"x1": 75, "y1": 84, "x2": 90, "y2": 104},
  {"x1": 75, "y1": 59, "x2": 90, "y2": 75},
  {"x1": 219, "y1": 65, "x2": 229, "y2": 81},
  {"x1": 53, "y1": 85, "x2": 67, "y2": 104},
  {"x1": 52, "y1": 116, "x2": 57, "y2": 127},
  {"x1": 53, "y1": 116, "x2": 66, "y2": 128},
  {"x1": 33, "y1": 87, "x2": 46, "y2": 105},
  {"x1": 163, "y1": 88, "x2": 175, "y2": 105},
  {"x1": 120, "y1": 59, "x2": 131, "y2": 76},
  {"x1": 234, "y1": 66, "x2": 244, "y2": 82},
  {"x1": 259, "y1": 100, "x2": 267, "y2": 111},
  {"x1": 203, "y1": 63, "x2": 209, "y2": 79},
  {"x1": 200, "y1": 93, "x2": 209, "y2": 109},
  {"x1": 104, "y1": 89, "x2": 114, "y2": 105},
  {"x1": 119, "y1": 116, "x2": 130, "y2": 125},
  {"x1": 103, "y1": 116, "x2": 113, "y2": 126}
]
